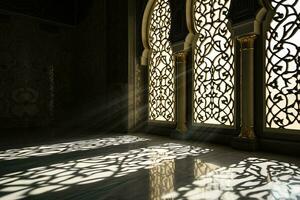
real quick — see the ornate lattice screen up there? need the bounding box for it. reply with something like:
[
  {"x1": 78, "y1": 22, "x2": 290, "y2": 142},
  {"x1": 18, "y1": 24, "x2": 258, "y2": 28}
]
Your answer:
[
  {"x1": 148, "y1": 0, "x2": 175, "y2": 122},
  {"x1": 193, "y1": 0, "x2": 234, "y2": 126},
  {"x1": 266, "y1": 0, "x2": 300, "y2": 130}
]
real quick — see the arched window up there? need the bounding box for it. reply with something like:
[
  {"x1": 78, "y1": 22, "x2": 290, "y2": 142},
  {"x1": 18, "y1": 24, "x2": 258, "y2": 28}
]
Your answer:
[
  {"x1": 265, "y1": 0, "x2": 300, "y2": 130},
  {"x1": 192, "y1": 0, "x2": 234, "y2": 126},
  {"x1": 146, "y1": 0, "x2": 175, "y2": 122}
]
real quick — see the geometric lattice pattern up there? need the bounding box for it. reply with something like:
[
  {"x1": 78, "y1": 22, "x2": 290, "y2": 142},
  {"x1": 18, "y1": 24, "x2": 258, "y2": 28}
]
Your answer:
[
  {"x1": 148, "y1": 0, "x2": 175, "y2": 122},
  {"x1": 266, "y1": 0, "x2": 300, "y2": 130},
  {"x1": 193, "y1": 0, "x2": 234, "y2": 126},
  {"x1": 0, "y1": 135, "x2": 149, "y2": 161},
  {"x1": 0, "y1": 143, "x2": 210, "y2": 200}
]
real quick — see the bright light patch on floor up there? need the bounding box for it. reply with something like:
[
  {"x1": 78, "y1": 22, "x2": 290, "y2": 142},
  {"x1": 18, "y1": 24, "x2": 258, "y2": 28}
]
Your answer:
[
  {"x1": 165, "y1": 157, "x2": 300, "y2": 200},
  {"x1": 0, "y1": 143, "x2": 211, "y2": 200},
  {"x1": 0, "y1": 135, "x2": 149, "y2": 161}
]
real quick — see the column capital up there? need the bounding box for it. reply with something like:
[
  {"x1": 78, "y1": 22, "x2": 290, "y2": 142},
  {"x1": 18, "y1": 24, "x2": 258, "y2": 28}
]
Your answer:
[
  {"x1": 173, "y1": 51, "x2": 187, "y2": 63},
  {"x1": 238, "y1": 34, "x2": 257, "y2": 50}
]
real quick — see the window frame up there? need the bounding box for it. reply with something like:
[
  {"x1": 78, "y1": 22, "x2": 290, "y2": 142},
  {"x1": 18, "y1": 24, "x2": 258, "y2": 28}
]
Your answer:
[
  {"x1": 189, "y1": 0, "x2": 238, "y2": 130},
  {"x1": 260, "y1": 0, "x2": 300, "y2": 140},
  {"x1": 142, "y1": 0, "x2": 177, "y2": 128}
]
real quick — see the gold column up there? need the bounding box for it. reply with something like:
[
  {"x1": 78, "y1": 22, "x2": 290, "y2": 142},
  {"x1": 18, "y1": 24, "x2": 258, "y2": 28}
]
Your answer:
[
  {"x1": 238, "y1": 35, "x2": 257, "y2": 140},
  {"x1": 174, "y1": 52, "x2": 188, "y2": 133}
]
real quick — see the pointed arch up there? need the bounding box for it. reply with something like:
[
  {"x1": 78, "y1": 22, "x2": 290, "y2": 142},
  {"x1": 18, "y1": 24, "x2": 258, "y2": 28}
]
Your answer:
[
  {"x1": 265, "y1": 0, "x2": 300, "y2": 130},
  {"x1": 142, "y1": 0, "x2": 175, "y2": 122},
  {"x1": 184, "y1": 0, "x2": 196, "y2": 50},
  {"x1": 192, "y1": 0, "x2": 235, "y2": 126},
  {"x1": 141, "y1": 0, "x2": 155, "y2": 66}
]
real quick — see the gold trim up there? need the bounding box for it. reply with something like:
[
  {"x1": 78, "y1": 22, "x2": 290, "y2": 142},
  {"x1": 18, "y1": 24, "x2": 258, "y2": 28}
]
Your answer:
[
  {"x1": 239, "y1": 126, "x2": 256, "y2": 140},
  {"x1": 141, "y1": 0, "x2": 157, "y2": 66},
  {"x1": 174, "y1": 51, "x2": 187, "y2": 63},
  {"x1": 238, "y1": 34, "x2": 257, "y2": 50}
]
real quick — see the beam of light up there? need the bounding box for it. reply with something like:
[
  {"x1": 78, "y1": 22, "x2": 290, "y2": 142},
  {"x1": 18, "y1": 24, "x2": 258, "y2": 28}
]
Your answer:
[
  {"x1": 0, "y1": 143, "x2": 211, "y2": 200},
  {"x1": 0, "y1": 135, "x2": 149, "y2": 161},
  {"x1": 164, "y1": 157, "x2": 300, "y2": 200}
]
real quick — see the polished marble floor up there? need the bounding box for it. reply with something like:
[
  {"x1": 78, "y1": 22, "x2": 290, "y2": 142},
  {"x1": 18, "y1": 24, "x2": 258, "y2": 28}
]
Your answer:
[{"x1": 0, "y1": 133, "x2": 299, "y2": 200}]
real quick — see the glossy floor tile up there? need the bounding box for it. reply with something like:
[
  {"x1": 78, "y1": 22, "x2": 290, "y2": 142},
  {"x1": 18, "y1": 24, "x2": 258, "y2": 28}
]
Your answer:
[{"x1": 0, "y1": 133, "x2": 299, "y2": 200}]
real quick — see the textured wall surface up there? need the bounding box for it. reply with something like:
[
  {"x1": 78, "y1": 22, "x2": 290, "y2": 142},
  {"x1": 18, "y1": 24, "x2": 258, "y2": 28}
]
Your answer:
[
  {"x1": 69, "y1": 0, "x2": 129, "y2": 132},
  {"x1": 0, "y1": 0, "x2": 130, "y2": 132},
  {"x1": 135, "y1": 0, "x2": 148, "y2": 128},
  {"x1": 0, "y1": 14, "x2": 73, "y2": 128},
  {"x1": 0, "y1": 0, "x2": 79, "y2": 25}
]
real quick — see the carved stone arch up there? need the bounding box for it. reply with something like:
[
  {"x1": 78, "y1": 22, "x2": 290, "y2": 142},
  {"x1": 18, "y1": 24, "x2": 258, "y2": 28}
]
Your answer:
[
  {"x1": 141, "y1": 0, "x2": 156, "y2": 66},
  {"x1": 184, "y1": 0, "x2": 196, "y2": 50},
  {"x1": 191, "y1": 0, "x2": 235, "y2": 126},
  {"x1": 141, "y1": 0, "x2": 175, "y2": 122},
  {"x1": 258, "y1": 0, "x2": 269, "y2": 22}
]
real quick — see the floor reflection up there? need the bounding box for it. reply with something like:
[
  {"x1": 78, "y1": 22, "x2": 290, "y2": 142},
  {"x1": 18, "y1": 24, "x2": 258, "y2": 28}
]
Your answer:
[
  {"x1": 150, "y1": 160, "x2": 175, "y2": 200},
  {"x1": 0, "y1": 135, "x2": 149, "y2": 161},
  {"x1": 167, "y1": 157, "x2": 300, "y2": 200},
  {"x1": 0, "y1": 143, "x2": 211, "y2": 200},
  {"x1": 1, "y1": 133, "x2": 299, "y2": 200},
  {"x1": 194, "y1": 159, "x2": 219, "y2": 180}
]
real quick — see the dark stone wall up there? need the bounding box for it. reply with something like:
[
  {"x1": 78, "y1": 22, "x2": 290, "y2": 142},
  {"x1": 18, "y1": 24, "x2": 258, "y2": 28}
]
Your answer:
[
  {"x1": 0, "y1": 0, "x2": 79, "y2": 25},
  {"x1": 228, "y1": 0, "x2": 262, "y2": 25},
  {"x1": 69, "y1": 0, "x2": 129, "y2": 132},
  {"x1": 0, "y1": 0, "x2": 265, "y2": 134},
  {"x1": 170, "y1": 0, "x2": 188, "y2": 43},
  {"x1": 0, "y1": 0, "x2": 129, "y2": 133},
  {"x1": 68, "y1": 0, "x2": 108, "y2": 131},
  {"x1": 72, "y1": 1, "x2": 107, "y2": 108},
  {"x1": 135, "y1": 0, "x2": 149, "y2": 128},
  {"x1": 0, "y1": 14, "x2": 73, "y2": 129},
  {"x1": 105, "y1": 0, "x2": 129, "y2": 131}
]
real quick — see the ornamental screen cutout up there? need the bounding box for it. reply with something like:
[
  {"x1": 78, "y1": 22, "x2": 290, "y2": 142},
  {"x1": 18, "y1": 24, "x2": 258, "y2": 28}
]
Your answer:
[
  {"x1": 148, "y1": 0, "x2": 175, "y2": 122},
  {"x1": 193, "y1": 0, "x2": 234, "y2": 125},
  {"x1": 266, "y1": 0, "x2": 300, "y2": 130}
]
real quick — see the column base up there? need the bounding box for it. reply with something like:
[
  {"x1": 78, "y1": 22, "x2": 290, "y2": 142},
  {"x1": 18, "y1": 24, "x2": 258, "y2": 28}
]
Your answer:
[
  {"x1": 231, "y1": 137, "x2": 258, "y2": 151},
  {"x1": 232, "y1": 126, "x2": 258, "y2": 151},
  {"x1": 172, "y1": 129, "x2": 190, "y2": 140},
  {"x1": 239, "y1": 126, "x2": 256, "y2": 140},
  {"x1": 176, "y1": 125, "x2": 188, "y2": 134}
]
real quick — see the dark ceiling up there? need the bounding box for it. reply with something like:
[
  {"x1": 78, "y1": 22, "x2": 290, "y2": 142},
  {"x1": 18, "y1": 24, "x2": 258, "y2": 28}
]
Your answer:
[{"x1": 0, "y1": 0, "x2": 92, "y2": 25}]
